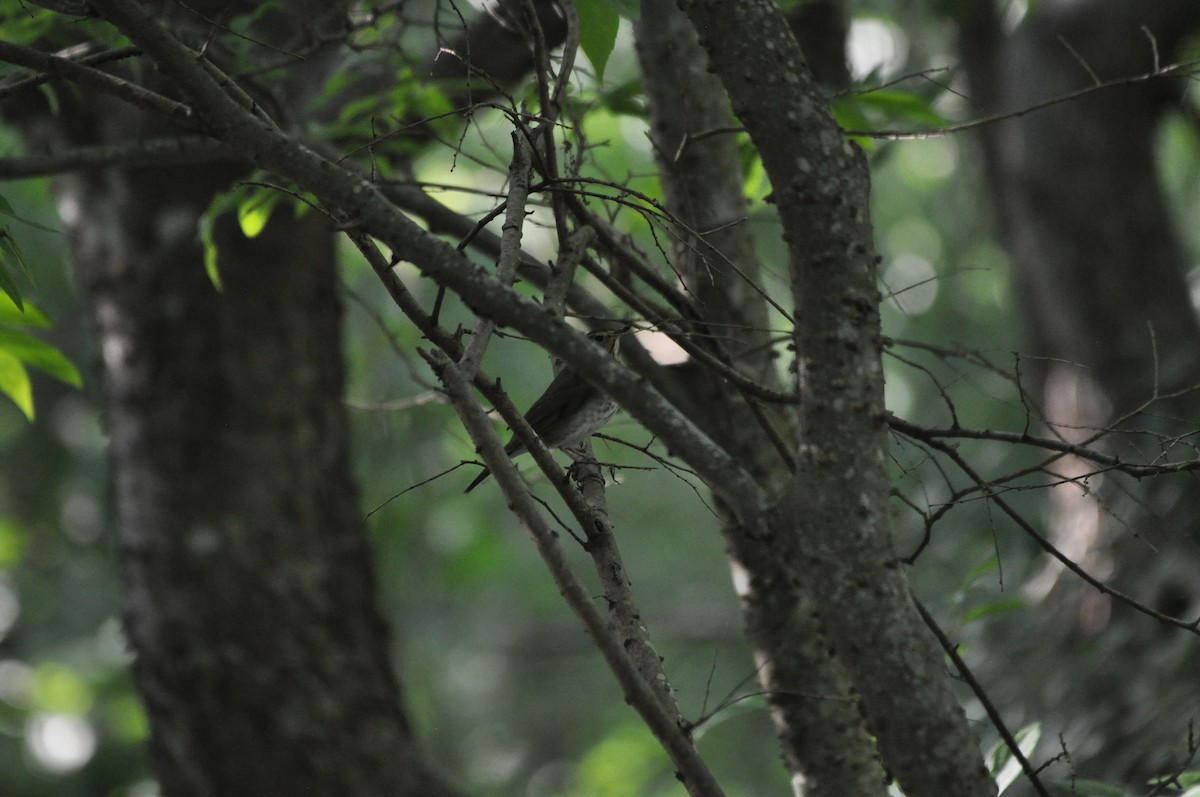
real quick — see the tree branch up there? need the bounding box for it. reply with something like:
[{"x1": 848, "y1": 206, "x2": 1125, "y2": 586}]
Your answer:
[
  {"x1": 0, "y1": 39, "x2": 193, "y2": 122},
  {"x1": 424, "y1": 348, "x2": 725, "y2": 797},
  {"x1": 0, "y1": 136, "x2": 237, "y2": 180},
  {"x1": 86, "y1": 0, "x2": 768, "y2": 523}
]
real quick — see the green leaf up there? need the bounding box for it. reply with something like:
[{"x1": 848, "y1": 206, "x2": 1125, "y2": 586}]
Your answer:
[
  {"x1": 1148, "y1": 770, "x2": 1200, "y2": 791},
  {"x1": 32, "y1": 662, "x2": 94, "y2": 713},
  {"x1": 1177, "y1": 772, "x2": 1200, "y2": 788},
  {"x1": 0, "y1": 229, "x2": 31, "y2": 310},
  {"x1": 0, "y1": 193, "x2": 59, "y2": 234},
  {"x1": 986, "y1": 722, "x2": 1040, "y2": 795},
  {"x1": 200, "y1": 220, "x2": 223, "y2": 290},
  {"x1": 576, "y1": 0, "x2": 621, "y2": 83},
  {"x1": 198, "y1": 191, "x2": 237, "y2": 290},
  {"x1": 964, "y1": 556, "x2": 999, "y2": 583},
  {"x1": 0, "y1": 519, "x2": 25, "y2": 568},
  {"x1": 829, "y1": 97, "x2": 876, "y2": 152},
  {"x1": 854, "y1": 88, "x2": 948, "y2": 126},
  {"x1": 963, "y1": 598, "x2": 1023, "y2": 622},
  {"x1": 0, "y1": 349, "x2": 33, "y2": 420},
  {"x1": 236, "y1": 187, "x2": 279, "y2": 238},
  {"x1": 832, "y1": 88, "x2": 948, "y2": 143},
  {"x1": 104, "y1": 694, "x2": 149, "y2": 743},
  {"x1": 0, "y1": 327, "x2": 83, "y2": 386},
  {"x1": 0, "y1": 291, "x2": 51, "y2": 327}
]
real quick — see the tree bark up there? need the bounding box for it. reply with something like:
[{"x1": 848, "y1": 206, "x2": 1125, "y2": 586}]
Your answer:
[
  {"x1": 635, "y1": 3, "x2": 883, "y2": 793},
  {"x1": 957, "y1": 0, "x2": 1200, "y2": 785},
  {"x1": 676, "y1": 2, "x2": 993, "y2": 795},
  {"x1": 6, "y1": 14, "x2": 456, "y2": 797}
]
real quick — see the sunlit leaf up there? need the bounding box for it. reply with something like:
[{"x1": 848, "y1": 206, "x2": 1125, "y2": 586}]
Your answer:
[
  {"x1": 236, "y1": 187, "x2": 279, "y2": 238},
  {"x1": 577, "y1": 0, "x2": 620, "y2": 83},
  {"x1": 0, "y1": 519, "x2": 24, "y2": 567},
  {"x1": 853, "y1": 88, "x2": 948, "y2": 127},
  {"x1": 963, "y1": 598, "x2": 1023, "y2": 622},
  {"x1": 964, "y1": 556, "x2": 1000, "y2": 584},
  {"x1": 0, "y1": 327, "x2": 83, "y2": 386},
  {"x1": 32, "y1": 663, "x2": 94, "y2": 713},
  {"x1": 0, "y1": 349, "x2": 33, "y2": 419},
  {"x1": 574, "y1": 722, "x2": 661, "y2": 797},
  {"x1": 830, "y1": 97, "x2": 875, "y2": 152},
  {"x1": 104, "y1": 694, "x2": 149, "y2": 743},
  {"x1": 986, "y1": 722, "x2": 1039, "y2": 795},
  {"x1": 0, "y1": 229, "x2": 30, "y2": 310},
  {"x1": 0, "y1": 291, "x2": 52, "y2": 327}
]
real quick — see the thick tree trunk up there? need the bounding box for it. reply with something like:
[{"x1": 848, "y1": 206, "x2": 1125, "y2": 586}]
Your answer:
[
  {"x1": 958, "y1": 0, "x2": 1200, "y2": 785},
  {"x1": 8, "y1": 50, "x2": 454, "y2": 797},
  {"x1": 71, "y1": 161, "x2": 451, "y2": 797}
]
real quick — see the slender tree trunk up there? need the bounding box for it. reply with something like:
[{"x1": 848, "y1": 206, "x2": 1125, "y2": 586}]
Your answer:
[
  {"x1": 634, "y1": 3, "x2": 882, "y2": 793},
  {"x1": 676, "y1": 3, "x2": 993, "y2": 795}
]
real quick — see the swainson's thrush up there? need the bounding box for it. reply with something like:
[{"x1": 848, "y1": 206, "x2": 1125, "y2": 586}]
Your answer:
[{"x1": 464, "y1": 329, "x2": 623, "y2": 493}]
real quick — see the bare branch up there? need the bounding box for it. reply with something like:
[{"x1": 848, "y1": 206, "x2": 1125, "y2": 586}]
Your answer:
[
  {"x1": 0, "y1": 136, "x2": 237, "y2": 180},
  {"x1": 424, "y1": 348, "x2": 725, "y2": 797},
  {"x1": 845, "y1": 59, "x2": 1200, "y2": 140},
  {"x1": 0, "y1": 40, "x2": 193, "y2": 122}
]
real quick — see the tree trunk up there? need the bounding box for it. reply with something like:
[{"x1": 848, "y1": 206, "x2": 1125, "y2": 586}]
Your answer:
[
  {"x1": 677, "y1": 2, "x2": 993, "y2": 795},
  {"x1": 9, "y1": 48, "x2": 455, "y2": 797},
  {"x1": 958, "y1": 0, "x2": 1200, "y2": 784}
]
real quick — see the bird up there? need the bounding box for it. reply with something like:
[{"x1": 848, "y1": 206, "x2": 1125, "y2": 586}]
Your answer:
[{"x1": 464, "y1": 329, "x2": 623, "y2": 493}]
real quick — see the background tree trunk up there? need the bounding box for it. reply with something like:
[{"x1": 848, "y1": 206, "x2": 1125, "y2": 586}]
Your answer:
[
  {"x1": 958, "y1": 0, "x2": 1200, "y2": 784},
  {"x1": 7, "y1": 15, "x2": 456, "y2": 796}
]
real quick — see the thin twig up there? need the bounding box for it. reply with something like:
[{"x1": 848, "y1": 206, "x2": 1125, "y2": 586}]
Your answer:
[{"x1": 915, "y1": 599, "x2": 1052, "y2": 797}]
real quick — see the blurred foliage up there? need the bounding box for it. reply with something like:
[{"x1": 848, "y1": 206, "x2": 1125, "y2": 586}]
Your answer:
[{"x1": 1, "y1": 1, "x2": 1199, "y2": 796}]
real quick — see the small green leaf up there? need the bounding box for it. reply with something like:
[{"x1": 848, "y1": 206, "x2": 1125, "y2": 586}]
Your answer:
[
  {"x1": 201, "y1": 224, "x2": 223, "y2": 290},
  {"x1": 854, "y1": 88, "x2": 948, "y2": 127},
  {"x1": 832, "y1": 88, "x2": 948, "y2": 143},
  {"x1": 0, "y1": 350, "x2": 34, "y2": 419},
  {"x1": 0, "y1": 327, "x2": 82, "y2": 387},
  {"x1": 0, "y1": 258, "x2": 22, "y2": 311},
  {"x1": 576, "y1": 0, "x2": 620, "y2": 83},
  {"x1": 0, "y1": 519, "x2": 25, "y2": 568},
  {"x1": 963, "y1": 598, "x2": 1023, "y2": 622},
  {"x1": 0, "y1": 194, "x2": 59, "y2": 234},
  {"x1": 104, "y1": 694, "x2": 149, "y2": 743},
  {"x1": 829, "y1": 97, "x2": 876, "y2": 152},
  {"x1": 236, "y1": 188, "x2": 279, "y2": 238},
  {"x1": 0, "y1": 229, "x2": 31, "y2": 309},
  {"x1": 32, "y1": 662, "x2": 94, "y2": 713},
  {"x1": 987, "y1": 722, "x2": 1040, "y2": 795},
  {"x1": 197, "y1": 197, "x2": 227, "y2": 291},
  {"x1": 0, "y1": 292, "x2": 51, "y2": 327},
  {"x1": 1176, "y1": 771, "x2": 1200, "y2": 788},
  {"x1": 964, "y1": 556, "x2": 1000, "y2": 583}
]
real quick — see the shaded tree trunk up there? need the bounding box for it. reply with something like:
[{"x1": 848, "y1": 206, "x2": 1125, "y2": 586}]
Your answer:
[
  {"x1": 958, "y1": 0, "x2": 1200, "y2": 785},
  {"x1": 7, "y1": 17, "x2": 456, "y2": 797}
]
